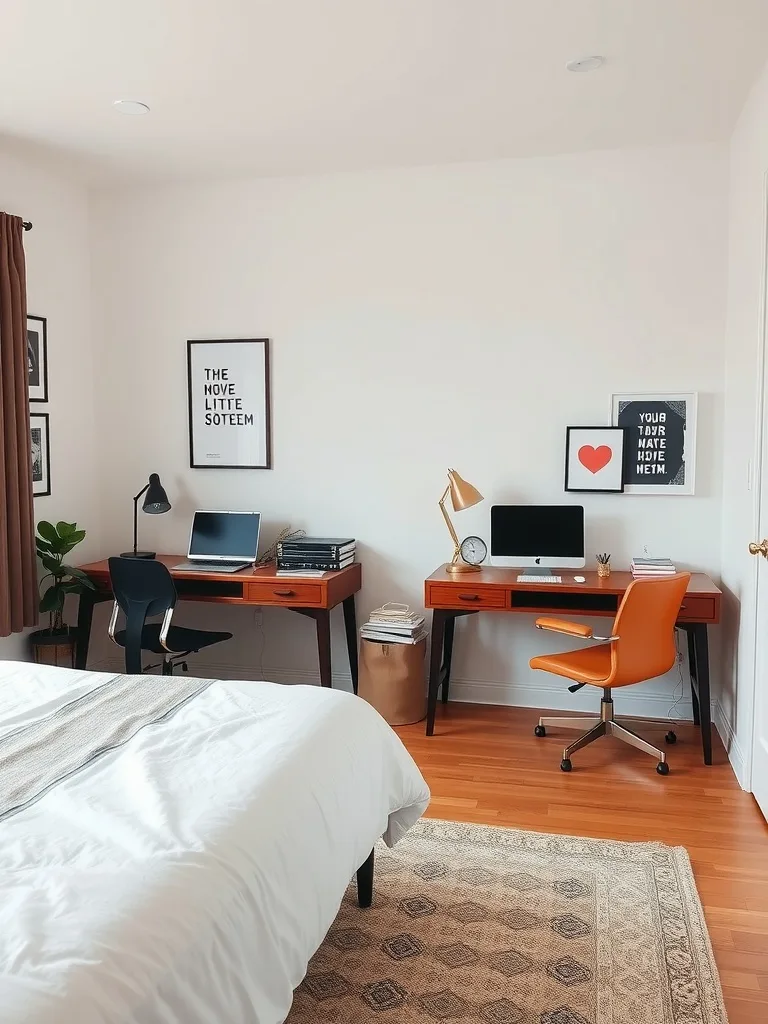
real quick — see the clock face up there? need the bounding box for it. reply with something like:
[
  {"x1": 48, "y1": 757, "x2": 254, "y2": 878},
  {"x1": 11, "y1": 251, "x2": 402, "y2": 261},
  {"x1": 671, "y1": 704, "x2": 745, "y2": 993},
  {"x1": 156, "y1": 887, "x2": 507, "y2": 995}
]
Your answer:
[{"x1": 460, "y1": 535, "x2": 487, "y2": 565}]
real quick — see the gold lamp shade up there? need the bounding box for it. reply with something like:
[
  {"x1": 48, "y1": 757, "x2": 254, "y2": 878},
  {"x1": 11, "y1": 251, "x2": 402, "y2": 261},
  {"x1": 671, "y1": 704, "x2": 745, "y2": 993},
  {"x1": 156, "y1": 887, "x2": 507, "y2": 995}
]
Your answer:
[
  {"x1": 447, "y1": 469, "x2": 483, "y2": 512},
  {"x1": 439, "y1": 469, "x2": 484, "y2": 574}
]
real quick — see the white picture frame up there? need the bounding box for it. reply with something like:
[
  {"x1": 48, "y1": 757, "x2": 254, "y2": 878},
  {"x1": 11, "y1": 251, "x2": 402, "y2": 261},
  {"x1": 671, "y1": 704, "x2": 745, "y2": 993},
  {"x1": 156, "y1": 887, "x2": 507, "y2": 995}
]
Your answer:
[
  {"x1": 611, "y1": 392, "x2": 697, "y2": 495},
  {"x1": 187, "y1": 339, "x2": 272, "y2": 469}
]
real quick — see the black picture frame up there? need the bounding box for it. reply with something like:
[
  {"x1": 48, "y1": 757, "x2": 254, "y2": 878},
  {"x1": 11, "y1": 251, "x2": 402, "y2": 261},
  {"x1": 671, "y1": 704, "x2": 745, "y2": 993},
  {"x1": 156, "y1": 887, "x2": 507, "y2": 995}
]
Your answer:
[
  {"x1": 27, "y1": 314, "x2": 48, "y2": 403},
  {"x1": 187, "y1": 339, "x2": 272, "y2": 469},
  {"x1": 564, "y1": 425, "x2": 626, "y2": 493},
  {"x1": 30, "y1": 412, "x2": 51, "y2": 497}
]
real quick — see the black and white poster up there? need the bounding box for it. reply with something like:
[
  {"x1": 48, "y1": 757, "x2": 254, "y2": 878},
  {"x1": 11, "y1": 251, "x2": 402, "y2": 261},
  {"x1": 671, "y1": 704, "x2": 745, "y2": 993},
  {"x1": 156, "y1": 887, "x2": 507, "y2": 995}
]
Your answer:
[
  {"x1": 30, "y1": 412, "x2": 51, "y2": 496},
  {"x1": 611, "y1": 392, "x2": 697, "y2": 495},
  {"x1": 187, "y1": 339, "x2": 271, "y2": 469},
  {"x1": 27, "y1": 315, "x2": 48, "y2": 403}
]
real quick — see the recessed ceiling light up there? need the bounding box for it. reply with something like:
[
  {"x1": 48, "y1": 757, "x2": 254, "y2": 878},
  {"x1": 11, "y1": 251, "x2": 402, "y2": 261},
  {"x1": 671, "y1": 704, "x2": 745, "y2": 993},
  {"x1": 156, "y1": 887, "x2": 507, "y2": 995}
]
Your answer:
[
  {"x1": 113, "y1": 99, "x2": 150, "y2": 115},
  {"x1": 566, "y1": 56, "x2": 605, "y2": 73}
]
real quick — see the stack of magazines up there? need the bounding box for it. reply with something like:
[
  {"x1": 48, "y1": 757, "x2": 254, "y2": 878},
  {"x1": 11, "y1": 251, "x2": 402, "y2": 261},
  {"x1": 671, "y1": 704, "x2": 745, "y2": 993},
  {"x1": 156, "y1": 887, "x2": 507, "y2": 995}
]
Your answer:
[
  {"x1": 631, "y1": 556, "x2": 677, "y2": 577},
  {"x1": 276, "y1": 536, "x2": 355, "y2": 576},
  {"x1": 360, "y1": 603, "x2": 427, "y2": 645}
]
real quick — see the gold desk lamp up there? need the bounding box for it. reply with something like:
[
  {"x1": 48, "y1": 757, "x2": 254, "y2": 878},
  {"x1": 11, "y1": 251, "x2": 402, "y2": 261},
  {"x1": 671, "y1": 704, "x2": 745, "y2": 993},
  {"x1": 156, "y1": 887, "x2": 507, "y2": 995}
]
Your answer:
[{"x1": 439, "y1": 469, "x2": 484, "y2": 574}]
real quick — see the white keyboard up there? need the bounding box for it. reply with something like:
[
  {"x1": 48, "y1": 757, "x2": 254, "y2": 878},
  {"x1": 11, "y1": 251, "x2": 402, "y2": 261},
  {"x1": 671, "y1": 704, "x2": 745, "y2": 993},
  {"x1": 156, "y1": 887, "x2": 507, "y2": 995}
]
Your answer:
[{"x1": 517, "y1": 574, "x2": 562, "y2": 584}]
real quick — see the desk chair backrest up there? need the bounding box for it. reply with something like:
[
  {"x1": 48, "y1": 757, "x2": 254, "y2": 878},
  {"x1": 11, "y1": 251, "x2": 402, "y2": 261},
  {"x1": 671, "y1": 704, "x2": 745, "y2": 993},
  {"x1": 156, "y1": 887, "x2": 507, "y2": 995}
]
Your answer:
[
  {"x1": 108, "y1": 557, "x2": 177, "y2": 674},
  {"x1": 608, "y1": 573, "x2": 691, "y2": 688}
]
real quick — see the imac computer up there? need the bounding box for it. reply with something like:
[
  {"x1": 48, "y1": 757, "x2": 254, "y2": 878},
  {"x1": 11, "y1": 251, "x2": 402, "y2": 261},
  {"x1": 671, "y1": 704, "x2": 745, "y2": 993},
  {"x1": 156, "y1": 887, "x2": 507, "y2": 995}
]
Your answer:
[{"x1": 490, "y1": 504, "x2": 585, "y2": 572}]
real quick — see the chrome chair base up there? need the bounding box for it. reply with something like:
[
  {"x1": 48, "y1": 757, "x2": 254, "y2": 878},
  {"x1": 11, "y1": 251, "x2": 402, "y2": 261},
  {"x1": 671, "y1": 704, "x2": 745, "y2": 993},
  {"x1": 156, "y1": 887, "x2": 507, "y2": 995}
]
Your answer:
[{"x1": 536, "y1": 688, "x2": 669, "y2": 774}]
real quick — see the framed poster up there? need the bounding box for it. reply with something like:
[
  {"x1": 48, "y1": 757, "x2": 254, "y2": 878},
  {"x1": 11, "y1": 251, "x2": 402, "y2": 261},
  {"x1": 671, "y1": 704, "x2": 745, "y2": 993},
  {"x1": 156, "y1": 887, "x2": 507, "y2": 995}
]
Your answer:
[
  {"x1": 611, "y1": 392, "x2": 697, "y2": 495},
  {"x1": 187, "y1": 339, "x2": 271, "y2": 469},
  {"x1": 565, "y1": 426, "x2": 626, "y2": 493},
  {"x1": 30, "y1": 412, "x2": 51, "y2": 496},
  {"x1": 27, "y1": 315, "x2": 48, "y2": 403}
]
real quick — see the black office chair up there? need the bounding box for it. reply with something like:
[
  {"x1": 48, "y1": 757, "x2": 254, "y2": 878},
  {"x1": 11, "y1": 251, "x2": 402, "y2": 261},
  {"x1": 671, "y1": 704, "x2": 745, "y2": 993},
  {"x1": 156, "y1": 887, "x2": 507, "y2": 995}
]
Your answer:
[{"x1": 107, "y1": 557, "x2": 232, "y2": 675}]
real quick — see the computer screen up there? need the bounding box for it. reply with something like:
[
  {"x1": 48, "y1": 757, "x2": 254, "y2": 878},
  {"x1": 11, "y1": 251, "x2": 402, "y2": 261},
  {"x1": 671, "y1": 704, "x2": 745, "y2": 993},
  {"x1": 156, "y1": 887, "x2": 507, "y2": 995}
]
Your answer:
[
  {"x1": 490, "y1": 505, "x2": 585, "y2": 568},
  {"x1": 188, "y1": 511, "x2": 261, "y2": 560}
]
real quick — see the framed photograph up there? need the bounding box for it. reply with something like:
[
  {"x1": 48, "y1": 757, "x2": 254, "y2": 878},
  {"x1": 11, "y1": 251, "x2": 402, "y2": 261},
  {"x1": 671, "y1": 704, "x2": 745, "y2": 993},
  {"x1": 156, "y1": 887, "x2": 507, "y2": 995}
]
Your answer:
[
  {"x1": 27, "y1": 315, "x2": 48, "y2": 403},
  {"x1": 30, "y1": 413, "x2": 51, "y2": 497},
  {"x1": 187, "y1": 339, "x2": 272, "y2": 469},
  {"x1": 611, "y1": 392, "x2": 697, "y2": 495},
  {"x1": 565, "y1": 426, "x2": 626, "y2": 493}
]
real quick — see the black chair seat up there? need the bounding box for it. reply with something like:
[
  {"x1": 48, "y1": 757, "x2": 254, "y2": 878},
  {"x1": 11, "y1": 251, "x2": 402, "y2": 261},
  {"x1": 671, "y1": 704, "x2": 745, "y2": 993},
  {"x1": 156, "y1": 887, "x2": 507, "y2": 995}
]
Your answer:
[{"x1": 114, "y1": 623, "x2": 233, "y2": 656}]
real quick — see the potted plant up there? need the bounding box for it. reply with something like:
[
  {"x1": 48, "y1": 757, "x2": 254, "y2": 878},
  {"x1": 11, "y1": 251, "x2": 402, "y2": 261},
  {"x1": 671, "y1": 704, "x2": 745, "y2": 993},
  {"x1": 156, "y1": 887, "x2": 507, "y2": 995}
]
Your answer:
[{"x1": 30, "y1": 520, "x2": 96, "y2": 667}]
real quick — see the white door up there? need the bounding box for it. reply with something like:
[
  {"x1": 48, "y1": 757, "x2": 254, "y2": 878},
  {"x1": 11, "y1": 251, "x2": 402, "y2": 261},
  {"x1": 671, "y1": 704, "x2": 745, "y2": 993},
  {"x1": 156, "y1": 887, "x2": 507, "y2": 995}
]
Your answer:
[
  {"x1": 750, "y1": 183, "x2": 768, "y2": 818},
  {"x1": 750, "y1": 530, "x2": 768, "y2": 817}
]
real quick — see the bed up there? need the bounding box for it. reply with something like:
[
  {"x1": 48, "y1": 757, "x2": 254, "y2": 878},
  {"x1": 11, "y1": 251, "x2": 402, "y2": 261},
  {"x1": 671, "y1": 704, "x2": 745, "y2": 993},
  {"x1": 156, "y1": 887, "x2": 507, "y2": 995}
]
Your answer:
[{"x1": 0, "y1": 661, "x2": 430, "y2": 1024}]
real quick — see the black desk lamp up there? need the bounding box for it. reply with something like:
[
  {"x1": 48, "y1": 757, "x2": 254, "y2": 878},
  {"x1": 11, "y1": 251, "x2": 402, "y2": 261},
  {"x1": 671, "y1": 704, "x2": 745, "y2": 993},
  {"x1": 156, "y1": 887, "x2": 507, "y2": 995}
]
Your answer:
[{"x1": 121, "y1": 474, "x2": 171, "y2": 559}]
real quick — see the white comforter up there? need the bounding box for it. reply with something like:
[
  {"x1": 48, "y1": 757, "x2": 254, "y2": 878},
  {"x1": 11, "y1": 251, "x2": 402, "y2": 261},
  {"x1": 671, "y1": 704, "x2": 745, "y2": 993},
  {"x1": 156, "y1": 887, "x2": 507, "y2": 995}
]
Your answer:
[{"x1": 0, "y1": 661, "x2": 430, "y2": 1024}]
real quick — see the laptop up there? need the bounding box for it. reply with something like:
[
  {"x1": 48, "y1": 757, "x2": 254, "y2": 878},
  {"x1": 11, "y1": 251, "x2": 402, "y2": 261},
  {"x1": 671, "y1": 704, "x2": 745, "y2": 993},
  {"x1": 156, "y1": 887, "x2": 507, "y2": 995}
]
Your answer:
[{"x1": 173, "y1": 510, "x2": 261, "y2": 573}]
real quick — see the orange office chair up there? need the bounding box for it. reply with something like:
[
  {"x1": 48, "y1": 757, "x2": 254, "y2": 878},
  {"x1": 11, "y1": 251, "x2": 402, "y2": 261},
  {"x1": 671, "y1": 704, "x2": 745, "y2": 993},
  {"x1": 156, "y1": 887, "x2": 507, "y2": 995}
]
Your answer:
[{"x1": 529, "y1": 573, "x2": 691, "y2": 775}]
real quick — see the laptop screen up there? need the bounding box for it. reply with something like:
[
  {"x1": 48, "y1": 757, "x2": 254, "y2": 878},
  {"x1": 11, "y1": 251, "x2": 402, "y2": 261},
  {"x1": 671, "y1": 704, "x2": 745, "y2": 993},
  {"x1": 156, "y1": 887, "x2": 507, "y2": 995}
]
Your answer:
[{"x1": 188, "y1": 511, "x2": 261, "y2": 561}]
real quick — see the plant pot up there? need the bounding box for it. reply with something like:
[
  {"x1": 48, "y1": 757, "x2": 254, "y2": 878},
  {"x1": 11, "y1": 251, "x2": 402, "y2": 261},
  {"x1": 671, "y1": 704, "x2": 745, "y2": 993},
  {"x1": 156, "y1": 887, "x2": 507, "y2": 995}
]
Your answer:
[{"x1": 29, "y1": 628, "x2": 78, "y2": 668}]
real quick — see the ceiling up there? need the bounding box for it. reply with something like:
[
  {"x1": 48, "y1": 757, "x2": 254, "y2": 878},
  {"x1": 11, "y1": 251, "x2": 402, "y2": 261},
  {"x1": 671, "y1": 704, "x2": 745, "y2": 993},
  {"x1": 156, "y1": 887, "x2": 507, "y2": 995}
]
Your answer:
[{"x1": 2, "y1": 0, "x2": 767, "y2": 184}]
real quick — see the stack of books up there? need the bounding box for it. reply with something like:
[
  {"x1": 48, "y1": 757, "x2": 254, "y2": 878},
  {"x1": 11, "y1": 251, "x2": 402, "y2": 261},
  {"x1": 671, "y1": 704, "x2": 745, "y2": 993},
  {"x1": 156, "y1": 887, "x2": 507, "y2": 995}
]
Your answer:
[
  {"x1": 631, "y1": 556, "x2": 677, "y2": 577},
  {"x1": 360, "y1": 604, "x2": 427, "y2": 645},
  {"x1": 276, "y1": 536, "x2": 355, "y2": 576}
]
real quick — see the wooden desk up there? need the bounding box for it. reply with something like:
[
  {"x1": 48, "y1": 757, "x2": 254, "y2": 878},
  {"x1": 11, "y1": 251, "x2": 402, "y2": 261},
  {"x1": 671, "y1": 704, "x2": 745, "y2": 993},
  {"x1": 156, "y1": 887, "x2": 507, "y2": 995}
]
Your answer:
[
  {"x1": 75, "y1": 555, "x2": 362, "y2": 692},
  {"x1": 424, "y1": 566, "x2": 721, "y2": 763}
]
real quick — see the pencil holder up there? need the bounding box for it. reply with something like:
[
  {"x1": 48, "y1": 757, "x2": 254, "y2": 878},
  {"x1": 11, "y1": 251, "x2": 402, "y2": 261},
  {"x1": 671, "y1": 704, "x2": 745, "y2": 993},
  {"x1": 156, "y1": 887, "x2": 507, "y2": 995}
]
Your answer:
[{"x1": 596, "y1": 553, "x2": 611, "y2": 578}]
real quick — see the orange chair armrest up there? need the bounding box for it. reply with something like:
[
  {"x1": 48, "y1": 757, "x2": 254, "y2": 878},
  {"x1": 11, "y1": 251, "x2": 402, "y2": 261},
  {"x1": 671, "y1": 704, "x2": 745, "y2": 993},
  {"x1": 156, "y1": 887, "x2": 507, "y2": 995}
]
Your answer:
[{"x1": 534, "y1": 617, "x2": 594, "y2": 638}]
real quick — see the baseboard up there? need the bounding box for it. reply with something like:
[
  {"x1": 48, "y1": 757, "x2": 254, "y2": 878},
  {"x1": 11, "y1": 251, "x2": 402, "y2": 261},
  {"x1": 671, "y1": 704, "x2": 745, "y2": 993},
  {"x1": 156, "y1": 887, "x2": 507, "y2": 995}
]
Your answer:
[
  {"x1": 445, "y1": 676, "x2": 694, "y2": 721},
  {"x1": 712, "y1": 699, "x2": 748, "y2": 790}
]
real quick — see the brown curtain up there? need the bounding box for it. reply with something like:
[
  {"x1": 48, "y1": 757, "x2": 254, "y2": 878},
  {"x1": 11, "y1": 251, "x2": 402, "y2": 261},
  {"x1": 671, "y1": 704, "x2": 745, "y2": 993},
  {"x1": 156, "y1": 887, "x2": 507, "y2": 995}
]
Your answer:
[{"x1": 0, "y1": 213, "x2": 38, "y2": 636}]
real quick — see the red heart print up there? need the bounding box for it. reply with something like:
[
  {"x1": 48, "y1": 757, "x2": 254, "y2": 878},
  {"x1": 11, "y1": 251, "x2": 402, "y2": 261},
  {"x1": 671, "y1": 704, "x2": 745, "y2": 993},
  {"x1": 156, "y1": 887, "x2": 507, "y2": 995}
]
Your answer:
[{"x1": 578, "y1": 444, "x2": 613, "y2": 474}]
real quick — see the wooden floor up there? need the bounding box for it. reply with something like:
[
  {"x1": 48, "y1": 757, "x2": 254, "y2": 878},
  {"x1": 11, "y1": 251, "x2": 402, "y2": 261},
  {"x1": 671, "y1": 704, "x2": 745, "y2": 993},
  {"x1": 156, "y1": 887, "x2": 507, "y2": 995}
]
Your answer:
[{"x1": 397, "y1": 702, "x2": 768, "y2": 1024}]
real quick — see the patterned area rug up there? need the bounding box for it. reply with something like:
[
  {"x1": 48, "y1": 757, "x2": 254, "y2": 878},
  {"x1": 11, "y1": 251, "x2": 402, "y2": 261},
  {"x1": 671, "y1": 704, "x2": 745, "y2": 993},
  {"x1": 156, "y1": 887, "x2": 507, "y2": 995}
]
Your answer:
[{"x1": 288, "y1": 818, "x2": 727, "y2": 1024}]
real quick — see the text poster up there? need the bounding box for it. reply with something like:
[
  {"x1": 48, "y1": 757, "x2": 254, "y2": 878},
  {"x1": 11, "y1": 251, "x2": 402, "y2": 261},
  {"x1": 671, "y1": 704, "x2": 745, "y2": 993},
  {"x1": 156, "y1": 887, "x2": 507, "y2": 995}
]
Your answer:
[
  {"x1": 187, "y1": 339, "x2": 271, "y2": 469},
  {"x1": 611, "y1": 392, "x2": 696, "y2": 495}
]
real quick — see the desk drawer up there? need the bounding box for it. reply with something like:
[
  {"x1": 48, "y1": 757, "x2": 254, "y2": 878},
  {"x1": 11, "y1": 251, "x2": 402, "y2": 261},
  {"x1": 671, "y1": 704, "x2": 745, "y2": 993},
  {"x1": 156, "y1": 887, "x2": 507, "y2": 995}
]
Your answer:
[
  {"x1": 246, "y1": 582, "x2": 323, "y2": 606},
  {"x1": 677, "y1": 596, "x2": 716, "y2": 622},
  {"x1": 428, "y1": 584, "x2": 507, "y2": 610}
]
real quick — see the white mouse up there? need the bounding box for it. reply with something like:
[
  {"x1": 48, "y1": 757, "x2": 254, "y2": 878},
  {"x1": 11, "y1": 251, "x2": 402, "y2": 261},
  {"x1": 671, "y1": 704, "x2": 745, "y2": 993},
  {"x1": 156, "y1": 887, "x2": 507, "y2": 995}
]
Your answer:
[{"x1": 573, "y1": 575, "x2": 586, "y2": 583}]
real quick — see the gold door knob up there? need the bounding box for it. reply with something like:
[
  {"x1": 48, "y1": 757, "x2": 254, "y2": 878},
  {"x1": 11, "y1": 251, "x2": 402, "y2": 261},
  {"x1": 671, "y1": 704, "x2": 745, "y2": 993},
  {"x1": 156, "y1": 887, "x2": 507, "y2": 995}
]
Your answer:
[{"x1": 749, "y1": 539, "x2": 768, "y2": 558}]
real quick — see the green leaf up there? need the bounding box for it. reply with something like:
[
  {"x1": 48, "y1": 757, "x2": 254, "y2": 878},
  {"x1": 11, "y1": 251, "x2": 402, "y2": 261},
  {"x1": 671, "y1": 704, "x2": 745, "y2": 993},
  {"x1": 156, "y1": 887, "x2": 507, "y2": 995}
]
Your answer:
[
  {"x1": 39, "y1": 585, "x2": 65, "y2": 614},
  {"x1": 61, "y1": 565, "x2": 95, "y2": 588},
  {"x1": 36, "y1": 537, "x2": 53, "y2": 553},
  {"x1": 56, "y1": 521, "x2": 76, "y2": 537},
  {"x1": 37, "y1": 520, "x2": 57, "y2": 542},
  {"x1": 60, "y1": 581, "x2": 86, "y2": 594},
  {"x1": 40, "y1": 554, "x2": 61, "y2": 574},
  {"x1": 57, "y1": 531, "x2": 86, "y2": 554}
]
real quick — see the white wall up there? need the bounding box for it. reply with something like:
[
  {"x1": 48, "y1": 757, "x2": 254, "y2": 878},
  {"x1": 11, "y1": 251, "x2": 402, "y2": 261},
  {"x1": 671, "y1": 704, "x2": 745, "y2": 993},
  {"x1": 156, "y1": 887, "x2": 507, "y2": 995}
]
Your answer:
[
  {"x1": 0, "y1": 148, "x2": 102, "y2": 658},
  {"x1": 719, "y1": 59, "x2": 768, "y2": 787},
  {"x1": 90, "y1": 144, "x2": 728, "y2": 715}
]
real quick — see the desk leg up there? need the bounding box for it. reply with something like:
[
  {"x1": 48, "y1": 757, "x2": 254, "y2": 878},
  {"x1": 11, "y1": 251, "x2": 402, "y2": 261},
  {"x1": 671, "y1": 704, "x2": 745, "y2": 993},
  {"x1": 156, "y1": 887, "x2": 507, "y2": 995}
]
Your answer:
[
  {"x1": 442, "y1": 616, "x2": 456, "y2": 704},
  {"x1": 685, "y1": 626, "x2": 700, "y2": 726},
  {"x1": 316, "y1": 609, "x2": 332, "y2": 688},
  {"x1": 427, "y1": 610, "x2": 448, "y2": 736},
  {"x1": 342, "y1": 596, "x2": 359, "y2": 695},
  {"x1": 75, "y1": 590, "x2": 98, "y2": 670},
  {"x1": 692, "y1": 623, "x2": 712, "y2": 766}
]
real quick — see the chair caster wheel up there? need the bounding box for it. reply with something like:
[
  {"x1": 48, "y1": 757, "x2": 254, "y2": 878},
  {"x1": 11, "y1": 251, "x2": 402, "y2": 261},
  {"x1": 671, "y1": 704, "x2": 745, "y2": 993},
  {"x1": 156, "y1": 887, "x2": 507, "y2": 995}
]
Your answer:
[
  {"x1": 534, "y1": 725, "x2": 546, "y2": 737},
  {"x1": 656, "y1": 761, "x2": 670, "y2": 776},
  {"x1": 665, "y1": 731, "x2": 677, "y2": 744},
  {"x1": 560, "y1": 758, "x2": 572, "y2": 772}
]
